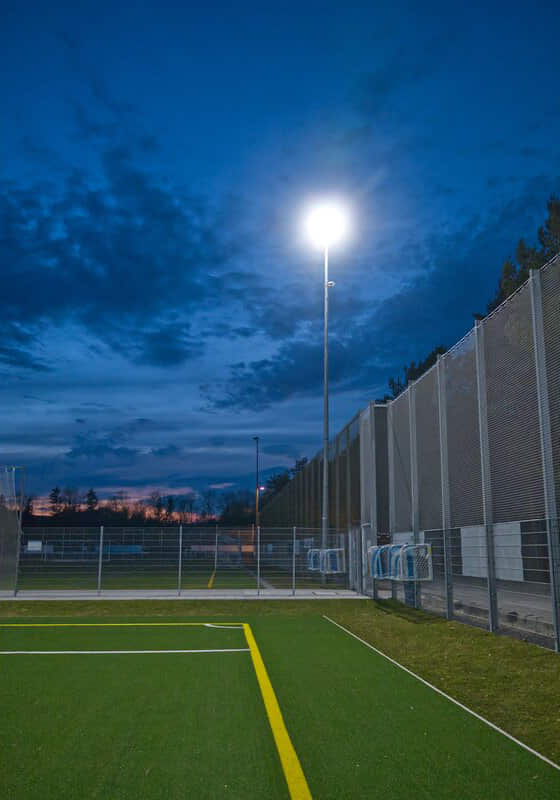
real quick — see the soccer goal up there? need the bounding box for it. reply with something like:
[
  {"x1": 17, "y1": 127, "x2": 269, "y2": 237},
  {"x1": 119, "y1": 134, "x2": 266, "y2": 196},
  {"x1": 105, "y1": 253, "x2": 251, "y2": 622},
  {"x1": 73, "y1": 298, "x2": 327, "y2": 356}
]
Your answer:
[
  {"x1": 367, "y1": 543, "x2": 432, "y2": 582},
  {"x1": 307, "y1": 547, "x2": 346, "y2": 574},
  {"x1": 319, "y1": 548, "x2": 346, "y2": 575},
  {"x1": 307, "y1": 548, "x2": 321, "y2": 571}
]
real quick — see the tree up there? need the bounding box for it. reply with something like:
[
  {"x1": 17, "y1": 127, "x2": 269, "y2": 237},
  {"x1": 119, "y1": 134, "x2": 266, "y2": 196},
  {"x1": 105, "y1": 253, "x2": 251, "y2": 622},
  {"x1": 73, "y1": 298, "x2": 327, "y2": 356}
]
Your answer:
[
  {"x1": 148, "y1": 491, "x2": 163, "y2": 521},
  {"x1": 86, "y1": 488, "x2": 98, "y2": 512},
  {"x1": 185, "y1": 493, "x2": 196, "y2": 523},
  {"x1": 62, "y1": 487, "x2": 80, "y2": 513},
  {"x1": 200, "y1": 489, "x2": 216, "y2": 519},
  {"x1": 165, "y1": 495, "x2": 175, "y2": 520},
  {"x1": 386, "y1": 345, "x2": 447, "y2": 399},
  {"x1": 290, "y1": 458, "x2": 308, "y2": 477},
  {"x1": 265, "y1": 472, "x2": 290, "y2": 495},
  {"x1": 219, "y1": 490, "x2": 253, "y2": 525},
  {"x1": 488, "y1": 195, "x2": 560, "y2": 312},
  {"x1": 49, "y1": 487, "x2": 62, "y2": 516},
  {"x1": 23, "y1": 496, "x2": 34, "y2": 519}
]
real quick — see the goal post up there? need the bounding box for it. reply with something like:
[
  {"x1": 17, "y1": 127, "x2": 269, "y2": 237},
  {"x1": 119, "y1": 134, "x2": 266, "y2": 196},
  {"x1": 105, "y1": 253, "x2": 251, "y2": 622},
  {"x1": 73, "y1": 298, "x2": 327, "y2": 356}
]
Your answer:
[{"x1": 367, "y1": 543, "x2": 433, "y2": 582}]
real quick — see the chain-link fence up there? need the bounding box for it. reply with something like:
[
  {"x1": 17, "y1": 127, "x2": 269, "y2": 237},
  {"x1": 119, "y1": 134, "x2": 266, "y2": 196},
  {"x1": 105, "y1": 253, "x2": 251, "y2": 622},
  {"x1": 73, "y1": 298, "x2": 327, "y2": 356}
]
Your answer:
[
  {"x1": 262, "y1": 255, "x2": 560, "y2": 650},
  {"x1": 16, "y1": 526, "x2": 350, "y2": 594}
]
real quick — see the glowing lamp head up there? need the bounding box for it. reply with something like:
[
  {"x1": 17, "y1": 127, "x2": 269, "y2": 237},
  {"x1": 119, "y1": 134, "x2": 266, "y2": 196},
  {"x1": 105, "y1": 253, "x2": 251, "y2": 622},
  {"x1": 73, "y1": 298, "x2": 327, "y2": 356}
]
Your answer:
[{"x1": 303, "y1": 200, "x2": 350, "y2": 250}]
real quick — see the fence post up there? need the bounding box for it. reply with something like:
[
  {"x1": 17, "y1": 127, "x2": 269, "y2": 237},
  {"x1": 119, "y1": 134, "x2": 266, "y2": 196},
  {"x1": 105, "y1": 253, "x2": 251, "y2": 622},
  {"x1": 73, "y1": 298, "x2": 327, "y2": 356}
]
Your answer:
[
  {"x1": 12, "y1": 467, "x2": 23, "y2": 596},
  {"x1": 387, "y1": 403, "x2": 397, "y2": 601},
  {"x1": 257, "y1": 525, "x2": 261, "y2": 596},
  {"x1": 335, "y1": 434, "x2": 340, "y2": 531},
  {"x1": 437, "y1": 354, "x2": 454, "y2": 620},
  {"x1": 409, "y1": 385, "x2": 421, "y2": 609},
  {"x1": 177, "y1": 524, "x2": 183, "y2": 597},
  {"x1": 474, "y1": 320, "x2": 499, "y2": 633},
  {"x1": 214, "y1": 525, "x2": 218, "y2": 573},
  {"x1": 292, "y1": 526, "x2": 296, "y2": 596},
  {"x1": 530, "y1": 269, "x2": 560, "y2": 651},
  {"x1": 96, "y1": 525, "x2": 104, "y2": 596}
]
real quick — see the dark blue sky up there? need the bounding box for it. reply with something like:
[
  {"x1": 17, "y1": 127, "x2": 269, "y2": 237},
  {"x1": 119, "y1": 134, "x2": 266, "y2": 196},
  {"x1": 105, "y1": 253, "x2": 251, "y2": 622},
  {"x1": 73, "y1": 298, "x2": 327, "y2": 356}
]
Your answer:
[{"x1": 2, "y1": 1, "x2": 560, "y2": 501}]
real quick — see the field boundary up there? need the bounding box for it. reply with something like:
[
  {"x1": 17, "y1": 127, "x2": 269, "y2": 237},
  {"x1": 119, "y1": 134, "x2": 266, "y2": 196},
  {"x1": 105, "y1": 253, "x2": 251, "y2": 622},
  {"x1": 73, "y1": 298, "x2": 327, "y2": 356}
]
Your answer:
[{"x1": 323, "y1": 615, "x2": 560, "y2": 771}]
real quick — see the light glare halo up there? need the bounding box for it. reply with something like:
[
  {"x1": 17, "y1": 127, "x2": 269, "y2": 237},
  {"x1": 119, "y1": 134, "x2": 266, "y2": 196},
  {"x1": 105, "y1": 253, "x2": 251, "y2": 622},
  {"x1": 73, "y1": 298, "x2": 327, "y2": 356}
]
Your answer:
[{"x1": 303, "y1": 200, "x2": 350, "y2": 249}]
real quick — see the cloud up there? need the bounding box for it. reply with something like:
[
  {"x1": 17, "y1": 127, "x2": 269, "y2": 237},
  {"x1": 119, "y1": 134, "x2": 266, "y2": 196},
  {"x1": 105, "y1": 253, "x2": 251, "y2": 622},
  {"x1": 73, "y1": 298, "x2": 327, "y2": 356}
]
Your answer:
[
  {"x1": 0, "y1": 146, "x2": 242, "y2": 370},
  {"x1": 207, "y1": 175, "x2": 560, "y2": 410},
  {"x1": 151, "y1": 444, "x2": 182, "y2": 457},
  {"x1": 65, "y1": 431, "x2": 140, "y2": 462}
]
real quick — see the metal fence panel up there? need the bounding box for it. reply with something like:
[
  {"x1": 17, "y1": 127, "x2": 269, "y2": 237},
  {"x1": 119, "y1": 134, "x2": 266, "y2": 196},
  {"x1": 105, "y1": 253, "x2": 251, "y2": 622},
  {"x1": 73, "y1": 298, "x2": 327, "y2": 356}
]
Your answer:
[
  {"x1": 374, "y1": 406, "x2": 390, "y2": 535},
  {"x1": 0, "y1": 508, "x2": 20, "y2": 592},
  {"x1": 19, "y1": 527, "x2": 100, "y2": 590},
  {"x1": 445, "y1": 332, "x2": 484, "y2": 528},
  {"x1": 390, "y1": 391, "x2": 412, "y2": 533},
  {"x1": 492, "y1": 518, "x2": 554, "y2": 640},
  {"x1": 541, "y1": 256, "x2": 560, "y2": 513},
  {"x1": 484, "y1": 285, "x2": 545, "y2": 522},
  {"x1": 415, "y1": 368, "x2": 442, "y2": 531}
]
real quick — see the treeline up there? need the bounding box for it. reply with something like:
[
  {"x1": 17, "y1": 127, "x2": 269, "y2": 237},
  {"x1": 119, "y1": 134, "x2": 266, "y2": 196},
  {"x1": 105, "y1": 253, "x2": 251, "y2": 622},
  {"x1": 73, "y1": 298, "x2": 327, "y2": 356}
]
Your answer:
[
  {"x1": 24, "y1": 486, "x2": 225, "y2": 527},
  {"x1": 384, "y1": 195, "x2": 560, "y2": 400}
]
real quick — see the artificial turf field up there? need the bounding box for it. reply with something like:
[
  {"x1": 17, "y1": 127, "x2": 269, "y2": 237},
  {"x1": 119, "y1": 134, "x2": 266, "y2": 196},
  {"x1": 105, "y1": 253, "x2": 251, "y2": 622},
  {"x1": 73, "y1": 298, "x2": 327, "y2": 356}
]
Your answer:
[
  {"x1": 1, "y1": 601, "x2": 558, "y2": 799},
  {"x1": 16, "y1": 562, "x2": 329, "y2": 591}
]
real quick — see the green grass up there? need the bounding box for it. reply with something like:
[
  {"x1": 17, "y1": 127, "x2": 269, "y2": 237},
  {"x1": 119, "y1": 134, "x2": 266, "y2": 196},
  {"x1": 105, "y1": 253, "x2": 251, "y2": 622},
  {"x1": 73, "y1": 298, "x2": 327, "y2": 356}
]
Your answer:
[
  {"x1": 1, "y1": 600, "x2": 558, "y2": 799},
  {"x1": 2, "y1": 624, "x2": 286, "y2": 799},
  {"x1": 16, "y1": 562, "x2": 331, "y2": 591}
]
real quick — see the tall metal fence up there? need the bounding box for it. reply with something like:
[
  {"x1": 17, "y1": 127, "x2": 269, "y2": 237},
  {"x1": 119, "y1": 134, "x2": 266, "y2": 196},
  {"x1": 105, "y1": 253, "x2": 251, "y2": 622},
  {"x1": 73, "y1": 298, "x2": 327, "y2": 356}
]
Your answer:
[
  {"x1": 262, "y1": 255, "x2": 560, "y2": 650},
  {"x1": 16, "y1": 526, "x2": 350, "y2": 595}
]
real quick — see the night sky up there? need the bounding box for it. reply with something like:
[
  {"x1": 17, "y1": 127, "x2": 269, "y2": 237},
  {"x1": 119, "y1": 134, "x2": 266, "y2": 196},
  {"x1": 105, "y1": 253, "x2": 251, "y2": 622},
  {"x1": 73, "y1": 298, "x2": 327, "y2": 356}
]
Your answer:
[{"x1": 2, "y1": 1, "x2": 560, "y2": 503}]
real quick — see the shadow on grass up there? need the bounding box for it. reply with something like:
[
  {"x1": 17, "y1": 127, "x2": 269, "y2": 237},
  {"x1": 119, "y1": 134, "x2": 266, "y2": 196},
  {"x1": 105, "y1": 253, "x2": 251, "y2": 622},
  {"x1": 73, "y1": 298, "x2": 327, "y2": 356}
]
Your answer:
[{"x1": 374, "y1": 598, "x2": 445, "y2": 624}]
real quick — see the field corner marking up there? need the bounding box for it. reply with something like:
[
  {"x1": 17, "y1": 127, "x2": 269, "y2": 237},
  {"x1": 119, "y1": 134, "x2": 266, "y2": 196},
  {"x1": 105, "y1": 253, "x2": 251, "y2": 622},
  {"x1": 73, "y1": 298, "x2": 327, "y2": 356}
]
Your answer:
[
  {"x1": 322, "y1": 615, "x2": 560, "y2": 772},
  {"x1": 243, "y1": 623, "x2": 312, "y2": 800}
]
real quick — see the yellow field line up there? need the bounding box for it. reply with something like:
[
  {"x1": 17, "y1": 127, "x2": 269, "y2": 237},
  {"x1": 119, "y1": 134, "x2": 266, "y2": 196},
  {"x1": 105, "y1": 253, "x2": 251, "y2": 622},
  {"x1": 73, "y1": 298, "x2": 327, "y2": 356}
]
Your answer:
[
  {"x1": 243, "y1": 623, "x2": 312, "y2": 800},
  {"x1": 0, "y1": 622, "x2": 243, "y2": 628},
  {"x1": 207, "y1": 570, "x2": 216, "y2": 589}
]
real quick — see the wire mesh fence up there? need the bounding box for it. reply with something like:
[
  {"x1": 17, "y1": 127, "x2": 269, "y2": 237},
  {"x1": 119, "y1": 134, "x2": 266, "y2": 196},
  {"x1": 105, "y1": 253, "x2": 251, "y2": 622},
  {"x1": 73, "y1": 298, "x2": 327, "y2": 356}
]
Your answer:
[
  {"x1": 16, "y1": 527, "x2": 351, "y2": 595},
  {"x1": 261, "y1": 254, "x2": 560, "y2": 649}
]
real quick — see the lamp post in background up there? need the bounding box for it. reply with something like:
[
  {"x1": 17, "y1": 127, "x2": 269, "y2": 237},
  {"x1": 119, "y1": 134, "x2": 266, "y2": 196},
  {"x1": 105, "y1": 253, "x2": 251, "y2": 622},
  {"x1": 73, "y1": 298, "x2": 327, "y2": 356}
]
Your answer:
[
  {"x1": 303, "y1": 200, "x2": 350, "y2": 550},
  {"x1": 253, "y1": 436, "x2": 260, "y2": 528}
]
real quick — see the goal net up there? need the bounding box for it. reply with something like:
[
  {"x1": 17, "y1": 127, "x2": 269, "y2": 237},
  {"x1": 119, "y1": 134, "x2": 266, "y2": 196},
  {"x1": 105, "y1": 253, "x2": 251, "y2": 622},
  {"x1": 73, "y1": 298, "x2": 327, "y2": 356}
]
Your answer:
[
  {"x1": 307, "y1": 548, "x2": 321, "y2": 571},
  {"x1": 319, "y1": 548, "x2": 346, "y2": 575},
  {"x1": 367, "y1": 543, "x2": 432, "y2": 582}
]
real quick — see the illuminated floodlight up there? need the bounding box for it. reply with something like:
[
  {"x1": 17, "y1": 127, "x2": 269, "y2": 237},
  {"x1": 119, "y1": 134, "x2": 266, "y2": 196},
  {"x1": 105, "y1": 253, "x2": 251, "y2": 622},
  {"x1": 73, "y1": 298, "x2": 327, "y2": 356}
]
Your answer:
[{"x1": 303, "y1": 199, "x2": 350, "y2": 250}]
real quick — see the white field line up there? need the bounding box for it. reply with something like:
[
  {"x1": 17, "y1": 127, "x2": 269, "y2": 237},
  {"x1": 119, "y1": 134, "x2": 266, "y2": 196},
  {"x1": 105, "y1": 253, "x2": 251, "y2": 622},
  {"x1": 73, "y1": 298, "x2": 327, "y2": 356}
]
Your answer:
[
  {"x1": 204, "y1": 623, "x2": 244, "y2": 629},
  {"x1": 323, "y1": 615, "x2": 560, "y2": 772},
  {"x1": 0, "y1": 622, "x2": 244, "y2": 628},
  {"x1": 0, "y1": 648, "x2": 250, "y2": 655}
]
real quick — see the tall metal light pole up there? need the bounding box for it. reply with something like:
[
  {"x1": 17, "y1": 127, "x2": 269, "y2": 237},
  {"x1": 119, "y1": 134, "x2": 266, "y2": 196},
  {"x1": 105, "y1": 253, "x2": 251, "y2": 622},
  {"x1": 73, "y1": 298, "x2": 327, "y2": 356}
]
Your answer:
[
  {"x1": 253, "y1": 436, "x2": 260, "y2": 528},
  {"x1": 322, "y1": 245, "x2": 331, "y2": 550},
  {"x1": 303, "y1": 200, "x2": 350, "y2": 551}
]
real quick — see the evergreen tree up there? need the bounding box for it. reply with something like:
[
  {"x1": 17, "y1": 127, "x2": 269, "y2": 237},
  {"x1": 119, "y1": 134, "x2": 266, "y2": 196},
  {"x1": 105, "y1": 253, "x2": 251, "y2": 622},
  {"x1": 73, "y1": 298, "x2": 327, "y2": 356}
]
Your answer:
[
  {"x1": 49, "y1": 487, "x2": 62, "y2": 516},
  {"x1": 86, "y1": 488, "x2": 98, "y2": 512},
  {"x1": 488, "y1": 195, "x2": 560, "y2": 312}
]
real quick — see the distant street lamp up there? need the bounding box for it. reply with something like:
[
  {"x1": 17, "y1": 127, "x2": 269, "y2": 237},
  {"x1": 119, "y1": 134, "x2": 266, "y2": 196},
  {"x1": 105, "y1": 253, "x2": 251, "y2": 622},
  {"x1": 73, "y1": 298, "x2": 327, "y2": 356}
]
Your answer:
[
  {"x1": 303, "y1": 200, "x2": 350, "y2": 550},
  {"x1": 253, "y1": 436, "x2": 260, "y2": 527}
]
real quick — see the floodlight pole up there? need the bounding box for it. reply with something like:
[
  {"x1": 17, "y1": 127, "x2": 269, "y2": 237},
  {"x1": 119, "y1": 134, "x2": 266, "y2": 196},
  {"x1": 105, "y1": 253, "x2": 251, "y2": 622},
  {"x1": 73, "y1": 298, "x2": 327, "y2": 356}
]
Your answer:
[{"x1": 321, "y1": 245, "x2": 330, "y2": 551}]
